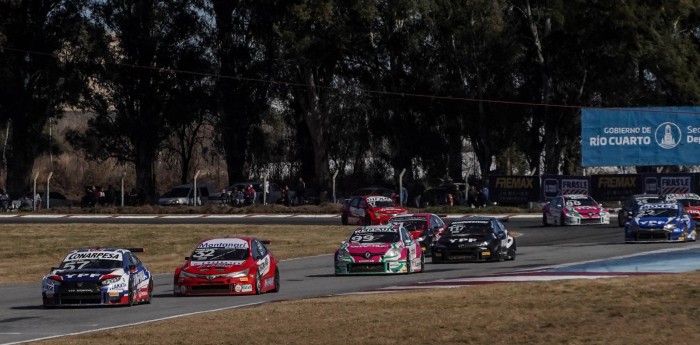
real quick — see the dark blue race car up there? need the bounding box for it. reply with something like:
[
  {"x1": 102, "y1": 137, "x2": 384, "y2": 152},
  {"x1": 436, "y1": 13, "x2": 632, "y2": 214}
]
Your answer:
[
  {"x1": 42, "y1": 247, "x2": 153, "y2": 307},
  {"x1": 625, "y1": 203, "x2": 697, "y2": 243}
]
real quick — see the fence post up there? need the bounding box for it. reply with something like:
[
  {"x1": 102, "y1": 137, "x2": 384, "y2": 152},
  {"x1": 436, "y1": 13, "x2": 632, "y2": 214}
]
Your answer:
[
  {"x1": 332, "y1": 170, "x2": 339, "y2": 203},
  {"x1": 32, "y1": 172, "x2": 39, "y2": 211},
  {"x1": 193, "y1": 170, "x2": 201, "y2": 206},
  {"x1": 46, "y1": 171, "x2": 53, "y2": 209},
  {"x1": 399, "y1": 168, "x2": 406, "y2": 207}
]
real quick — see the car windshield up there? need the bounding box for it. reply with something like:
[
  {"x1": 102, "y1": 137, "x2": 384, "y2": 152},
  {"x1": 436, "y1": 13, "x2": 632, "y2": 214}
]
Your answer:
[
  {"x1": 677, "y1": 199, "x2": 700, "y2": 207},
  {"x1": 638, "y1": 208, "x2": 677, "y2": 218},
  {"x1": 350, "y1": 231, "x2": 400, "y2": 243},
  {"x1": 447, "y1": 222, "x2": 491, "y2": 237},
  {"x1": 564, "y1": 197, "x2": 597, "y2": 206},
  {"x1": 635, "y1": 197, "x2": 662, "y2": 206},
  {"x1": 190, "y1": 248, "x2": 249, "y2": 261},
  {"x1": 59, "y1": 259, "x2": 122, "y2": 270},
  {"x1": 396, "y1": 220, "x2": 427, "y2": 233}
]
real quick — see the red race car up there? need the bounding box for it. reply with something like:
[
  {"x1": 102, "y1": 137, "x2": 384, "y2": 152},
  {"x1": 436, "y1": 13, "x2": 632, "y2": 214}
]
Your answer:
[
  {"x1": 341, "y1": 195, "x2": 408, "y2": 225},
  {"x1": 388, "y1": 213, "x2": 447, "y2": 255},
  {"x1": 173, "y1": 237, "x2": 280, "y2": 296}
]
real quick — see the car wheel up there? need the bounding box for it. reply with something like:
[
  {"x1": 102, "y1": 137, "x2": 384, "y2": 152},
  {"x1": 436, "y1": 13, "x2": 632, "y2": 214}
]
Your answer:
[
  {"x1": 144, "y1": 278, "x2": 153, "y2": 304},
  {"x1": 406, "y1": 253, "x2": 413, "y2": 274},
  {"x1": 128, "y1": 279, "x2": 136, "y2": 306},
  {"x1": 542, "y1": 213, "x2": 549, "y2": 226},
  {"x1": 271, "y1": 268, "x2": 280, "y2": 293},
  {"x1": 495, "y1": 246, "x2": 505, "y2": 262},
  {"x1": 254, "y1": 272, "x2": 262, "y2": 295},
  {"x1": 420, "y1": 254, "x2": 425, "y2": 272},
  {"x1": 560, "y1": 212, "x2": 567, "y2": 226},
  {"x1": 341, "y1": 214, "x2": 348, "y2": 225},
  {"x1": 364, "y1": 214, "x2": 372, "y2": 226},
  {"x1": 507, "y1": 245, "x2": 517, "y2": 261},
  {"x1": 617, "y1": 211, "x2": 625, "y2": 227}
]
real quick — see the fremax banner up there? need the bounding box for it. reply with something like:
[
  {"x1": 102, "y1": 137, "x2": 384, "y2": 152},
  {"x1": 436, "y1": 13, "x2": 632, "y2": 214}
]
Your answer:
[{"x1": 581, "y1": 107, "x2": 700, "y2": 166}]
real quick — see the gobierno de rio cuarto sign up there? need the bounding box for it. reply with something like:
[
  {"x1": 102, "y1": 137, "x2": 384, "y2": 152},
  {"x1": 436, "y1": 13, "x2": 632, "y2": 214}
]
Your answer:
[{"x1": 581, "y1": 107, "x2": 700, "y2": 167}]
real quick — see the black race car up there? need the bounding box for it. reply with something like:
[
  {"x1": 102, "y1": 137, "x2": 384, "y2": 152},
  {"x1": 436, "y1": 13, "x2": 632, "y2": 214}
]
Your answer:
[
  {"x1": 432, "y1": 216, "x2": 516, "y2": 263},
  {"x1": 617, "y1": 194, "x2": 663, "y2": 227}
]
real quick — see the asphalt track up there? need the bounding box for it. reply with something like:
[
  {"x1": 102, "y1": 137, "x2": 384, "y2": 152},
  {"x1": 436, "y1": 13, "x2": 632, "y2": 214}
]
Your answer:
[{"x1": 1, "y1": 215, "x2": 699, "y2": 344}]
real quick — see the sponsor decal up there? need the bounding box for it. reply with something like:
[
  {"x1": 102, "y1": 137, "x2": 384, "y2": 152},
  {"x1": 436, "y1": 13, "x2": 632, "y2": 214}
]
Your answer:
[
  {"x1": 241, "y1": 284, "x2": 253, "y2": 292},
  {"x1": 66, "y1": 252, "x2": 120, "y2": 261},
  {"x1": 449, "y1": 238, "x2": 478, "y2": 243},
  {"x1": 234, "y1": 285, "x2": 242, "y2": 292},
  {"x1": 596, "y1": 176, "x2": 636, "y2": 189},
  {"x1": 354, "y1": 228, "x2": 398, "y2": 234},
  {"x1": 562, "y1": 180, "x2": 589, "y2": 195},
  {"x1": 190, "y1": 260, "x2": 244, "y2": 268},
  {"x1": 660, "y1": 177, "x2": 691, "y2": 194},
  {"x1": 639, "y1": 220, "x2": 672, "y2": 226},
  {"x1": 132, "y1": 270, "x2": 147, "y2": 286},
  {"x1": 494, "y1": 177, "x2": 534, "y2": 189},
  {"x1": 655, "y1": 122, "x2": 682, "y2": 149},
  {"x1": 197, "y1": 239, "x2": 249, "y2": 249},
  {"x1": 110, "y1": 283, "x2": 127, "y2": 290},
  {"x1": 63, "y1": 273, "x2": 102, "y2": 279},
  {"x1": 264, "y1": 277, "x2": 275, "y2": 287}
]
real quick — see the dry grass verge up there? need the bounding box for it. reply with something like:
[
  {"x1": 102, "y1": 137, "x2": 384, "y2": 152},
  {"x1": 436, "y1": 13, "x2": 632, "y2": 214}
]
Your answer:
[
  {"x1": 31, "y1": 271, "x2": 700, "y2": 345},
  {"x1": 0, "y1": 224, "x2": 353, "y2": 284}
]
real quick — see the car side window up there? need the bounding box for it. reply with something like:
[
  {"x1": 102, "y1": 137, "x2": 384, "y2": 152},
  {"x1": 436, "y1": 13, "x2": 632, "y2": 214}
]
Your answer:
[
  {"x1": 350, "y1": 198, "x2": 361, "y2": 208},
  {"x1": 254, "y1": 240, "x2": 268, "y2": 257},
  {"x1": 359, "y1": 199, "x2": 367, "y2": 208},
  {"x1": 400, "y1": 228, "x2": 411, "y2": 242},
  {"x1": 251, "y1": 241, "x2": 261, "y2": 260}
]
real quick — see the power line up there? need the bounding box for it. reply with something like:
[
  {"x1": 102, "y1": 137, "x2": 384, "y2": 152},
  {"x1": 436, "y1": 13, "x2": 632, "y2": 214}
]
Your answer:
[{"x1": 3, "y1": 45, "x2": 700, "y2": 114}]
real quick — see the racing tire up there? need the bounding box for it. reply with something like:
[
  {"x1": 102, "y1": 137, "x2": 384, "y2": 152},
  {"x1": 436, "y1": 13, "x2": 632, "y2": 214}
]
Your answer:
[
  {"x1": 560, "y1": 212, "x2": 567, "y2": 226},
  {"x1": 507, "y1": 245, "x2": 517, "y2": 261},
  {"x1": 406, "y1": 253, "x2": 413, "y2": 274},
  {"x1": 419, "y1": 254, "x2": 425, "y2": 272},
  {"x1": 144, "y1": 278, "x2": 154, "y2": 304},
  {"x1": 617, "y1": 211, "x2": 625, "y2": 227},
  {"x1": 341, "y1": 214, "x2": 348, "y2": 225},
  {"x1": 271, "y1": 268, "x2": 280, "y2": 293},
  {"x1": 542, "y1": 213, "x2": 549, "y2": 226},
  {"x1": 495, "y1": 246, "x2": 505, "y2": 262},
  {"x1": 127, "y1": 279, "x2": 136, "y2": 307},
  {"x1": 254, "y1": 272, "x2": 263, "y2": 295},
  {"x1": 364, "y1": 214, "x2": 372, "y2": 226}
]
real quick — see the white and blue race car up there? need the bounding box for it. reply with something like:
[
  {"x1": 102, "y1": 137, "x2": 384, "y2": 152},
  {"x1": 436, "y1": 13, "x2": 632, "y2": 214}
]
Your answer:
[
  {"x1": 42, "y1": 247, "x2": 153, "y2": 307},
  {"x1": 625, "y1": 203, "x2": 697, "y2": 243}
]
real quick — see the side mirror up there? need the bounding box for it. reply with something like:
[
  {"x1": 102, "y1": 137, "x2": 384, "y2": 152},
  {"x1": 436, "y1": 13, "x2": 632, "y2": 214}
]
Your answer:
[
  {"x1": 340, "y1": 240, "x2": 347, "y2": 245},
  {"x1": 497, "y1": 233, "x2": 506, "y2": 240},
  {"x1": 404, "y1": 240, "x2": 413, "y2": 246},
  {"x1": 184, "y1": 256, "x2": 190, "y2": 260}
]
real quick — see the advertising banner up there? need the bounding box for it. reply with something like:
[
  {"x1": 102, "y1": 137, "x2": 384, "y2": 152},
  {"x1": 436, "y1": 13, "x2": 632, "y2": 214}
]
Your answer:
[
  {"x1": 540, "y1": 175, "x2": 590, "y2": 201},
  {"x1": 640, "y1": 173, "x2": 694, "y2": 195},
  {"x1": 581, "y1": 107, "x2": 700, "y2": 166},
  {"x1": 590, "y1": 174, "x2": 641, "y2": 202},
  {"x1": 488, "y1": 176, "x2": 539, "y2": 205}
]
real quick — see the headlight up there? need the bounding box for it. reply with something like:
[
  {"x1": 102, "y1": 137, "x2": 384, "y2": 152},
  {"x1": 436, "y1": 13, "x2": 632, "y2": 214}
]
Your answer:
[
  {"x1": 179, "y1": 271, "x2": 198, "y2": 279},
  {"x1": 416, "y1": 237, "x2": 425, "y2": 242},
  {"x1": 384, "y1": 248, "x2": 400, "y2": 258},
  {"x1": 337, "y1": 249, "x2": 352, "y2": 260},
  {"x1": 664, "y1": 223, "x2": 678, "y2": 231},
  {"x1": 223, "y1": 268, "x2": 249, "y2": 278},
  {"x1": 100, "y1": 277, "x2": 122, "y2": 285},
  {"x1": 479, "y1": 241, "x2": 491, "y2": 247}
]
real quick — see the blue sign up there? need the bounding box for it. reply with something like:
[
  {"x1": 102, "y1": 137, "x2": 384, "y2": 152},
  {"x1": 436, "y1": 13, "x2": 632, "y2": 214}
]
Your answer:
[{"x1": 581, "y1": 107, "x2": 700, "y2": 166}]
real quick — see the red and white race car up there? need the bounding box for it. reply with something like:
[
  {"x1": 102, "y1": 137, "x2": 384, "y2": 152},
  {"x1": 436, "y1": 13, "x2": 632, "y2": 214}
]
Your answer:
[
  {"x1": 173, "y1": 237, "x2": 280, "y2": 296},
  {"x1": 388, "y1": 213, "x2": 447, "y2": 256},
  {"x1": 664, "y1": 193, "x2": 700, "y2": 221},
  {"x1": 334, "y1": 224, "x2": 424, "y2": 275},
  {"x1": 341, "y1": 195, "x2": 407, "y2": 225},
  {"x1": 542, "y1": 194, "x2": 609, "y2": 226}
]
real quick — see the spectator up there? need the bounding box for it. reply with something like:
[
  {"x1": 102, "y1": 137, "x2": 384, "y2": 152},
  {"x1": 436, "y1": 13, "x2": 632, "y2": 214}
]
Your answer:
[
  {"x1": 482, "y1": 186, "x2": 490, "y2": 205},
  {"x1": 467, "y1": 186, "x2": 477, "y2": 208},
  {"x1": 0, "y1": 189, "x2": 10, "y2": 211},
  {"x1": 280, "y1": 185, "x2": 290, "y2": 206},
  {"x1": 295, "y1": 177, "x2": 306, "y2": 206},
  {"x1": 105, "y1": 185, "x2": 116, "y2": 206},
  {"x1": 400, "y1": 186, "x2": 408, "y2": 206},
  {"x1": 244, "y1": 185, "x2": 255, "y2": 205}
]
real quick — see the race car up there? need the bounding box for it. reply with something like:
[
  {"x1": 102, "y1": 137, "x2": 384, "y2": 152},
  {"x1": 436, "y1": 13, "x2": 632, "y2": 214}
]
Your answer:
[
  {"x1": 625, "y1": 202, "x2": 697, "y2": 243},
  {"x1": 334, "y1": 224, "x2": 424, "y2": 275},
  {"x1": 542, "y1": 194, "x2": 609, "y2": 226},
  {"x1": 341, "y1": 195, "x2": 407, "y2": 225},
  {"x1": 663, "y1": 193, "x2": 700, "y2": 221},
  {"x1": 617, "y1": 194, "x2": 664, "y2": 227},
  {"x1": 42, "y1": 247, "x2": 153, "y2": 307},
  {"x1": 173, "y1": 237, "x2": 279, "y2": 296},
  {"x1": 432, "y1": 216, "x2": 516, "y2": 263},
  {"x1": 388, "y1": 213, "x2": 447, "y2": 256}
]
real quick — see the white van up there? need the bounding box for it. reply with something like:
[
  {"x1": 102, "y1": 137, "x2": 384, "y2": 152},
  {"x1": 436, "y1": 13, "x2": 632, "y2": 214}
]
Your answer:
[{"x1": 157, "y1": 184, "x2": 216, "y2": 206}]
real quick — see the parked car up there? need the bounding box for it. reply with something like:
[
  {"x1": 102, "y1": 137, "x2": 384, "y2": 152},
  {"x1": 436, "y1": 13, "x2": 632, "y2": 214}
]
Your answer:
[
  {"x1": 617, "y1": 194, "x2": 663, "y2": 227},
  {"x1": 341, "y1": 195, "x2": 407, "y2": 225},
  {"x1": 157, "y1": 184, "x2": 216, "y2": 206},
  {"x1": 542, "y1": 194, "x2": 610, "y2": 226},
  {"x1": 220, "y1": 181, "x2": 286, "y2": 205},
  {"x1": 334, "y1": 224, "x2": 424, "y2": 275},
  {"x1": 173, "y1": 237, "x2": 280, "y2": 295},
  {"x1": 625, "y1": 202, "x2": 696, "y2": 242},
  {"x1": 432, "y1": 216, "x2": 517, "y2": 263},
  {"x1": 42, "y1": 247, "x2": 153, "y2": 307}
]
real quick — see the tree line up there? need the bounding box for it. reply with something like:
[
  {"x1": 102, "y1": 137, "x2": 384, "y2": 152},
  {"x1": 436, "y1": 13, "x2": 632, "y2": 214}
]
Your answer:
[{"x1": 1, "y1": 0, "x2": 699, "y2": 202}]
